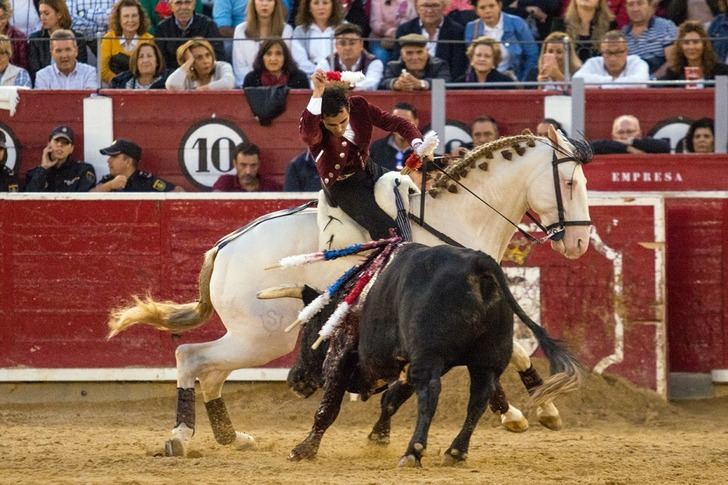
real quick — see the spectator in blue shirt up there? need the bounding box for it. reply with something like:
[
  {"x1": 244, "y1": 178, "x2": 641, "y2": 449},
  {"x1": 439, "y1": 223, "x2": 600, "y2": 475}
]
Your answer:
[{"x1": 0, "y1": 35, "x2": 31, "y2": 86}]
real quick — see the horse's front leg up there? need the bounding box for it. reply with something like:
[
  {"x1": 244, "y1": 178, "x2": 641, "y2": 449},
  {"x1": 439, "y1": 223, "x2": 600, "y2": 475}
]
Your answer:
[
  {"x1": 368, "y1": 380, "x2": 414, "y2": 445},
  {"x1": 288, "y1": 350, "x2": 355, "y2": 461},
  {"x1": 511, "y1": 340, "x2": 562, "y2": 430}
]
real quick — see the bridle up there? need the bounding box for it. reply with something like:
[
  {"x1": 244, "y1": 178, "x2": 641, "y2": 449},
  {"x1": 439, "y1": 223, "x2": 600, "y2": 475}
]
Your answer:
[{"x1": 409, "y1": 142, "x2": 592, "y2": 247}]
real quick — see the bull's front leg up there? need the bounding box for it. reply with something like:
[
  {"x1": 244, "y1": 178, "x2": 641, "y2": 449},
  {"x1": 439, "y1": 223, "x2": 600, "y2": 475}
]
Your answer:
[{"x1": 288, "y1": 349, "x2": 355, "y2": 461}]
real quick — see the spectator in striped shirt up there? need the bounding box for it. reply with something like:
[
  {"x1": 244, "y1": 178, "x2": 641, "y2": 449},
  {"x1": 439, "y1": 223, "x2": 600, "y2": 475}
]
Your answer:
[{"x1": 622, "y1": 0, "x2": 677, "y2": 76}]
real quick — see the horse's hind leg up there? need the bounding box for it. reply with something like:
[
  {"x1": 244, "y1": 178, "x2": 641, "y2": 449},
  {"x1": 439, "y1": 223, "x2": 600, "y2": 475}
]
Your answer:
[
  {"x1": 489, "y1": 379, "x2": 528, "y2": 433},
  {"x1": 368, "y1": 380, "x2": 414, "y2": 445},
  {"x1": 511, "y1": 340, "x2": 562, "y2": 430},
  {"x1": 443, "y1": 366, "x2": 496, "y2": 466},
  {"x1": 165, "y1": 336, "x2": 258, "y2": 456}
]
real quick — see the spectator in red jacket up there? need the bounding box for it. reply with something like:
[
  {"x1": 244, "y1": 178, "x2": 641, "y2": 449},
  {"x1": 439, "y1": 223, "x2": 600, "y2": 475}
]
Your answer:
[{"x1": 212, "y1": 142, "x2": 282, "y2": 192}]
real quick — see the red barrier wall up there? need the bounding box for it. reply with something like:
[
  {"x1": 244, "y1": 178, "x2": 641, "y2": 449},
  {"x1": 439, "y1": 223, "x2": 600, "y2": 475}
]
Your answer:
[{"x1": 0, "y1": 195, "x2": 664, "y2": 393}]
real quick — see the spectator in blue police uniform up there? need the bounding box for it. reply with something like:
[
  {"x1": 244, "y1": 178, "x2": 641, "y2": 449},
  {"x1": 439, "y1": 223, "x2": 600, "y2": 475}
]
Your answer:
[
  {"x1": 24, "y1": 126, "x2": 96, "y2": 192},
  {"x1": 92, "y1": 138, "x2": 183, "y2": 192},
  {"x1": 0, "y1": 131, "x2": 18, "y2": 192}
]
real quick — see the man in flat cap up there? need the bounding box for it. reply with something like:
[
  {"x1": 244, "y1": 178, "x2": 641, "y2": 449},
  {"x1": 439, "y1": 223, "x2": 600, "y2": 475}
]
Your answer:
[
  {"x1": 92, "y1": 139, "x2": 184, "y2": 192},
  {"x1": 379, "y1": 33, "x2": 451, "y2": 91},
  {"x1": 0, "y1": 131, "x2": 18, "y2": 192},
  {"x1": 24, "y1": 125, "x2": 96, "y2": 192}
]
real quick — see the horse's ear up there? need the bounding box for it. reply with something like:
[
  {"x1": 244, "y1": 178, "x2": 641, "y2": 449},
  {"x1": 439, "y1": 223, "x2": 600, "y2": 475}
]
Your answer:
[{"x1": 546, "y1": 123, "x2": 561, "y2": 148}]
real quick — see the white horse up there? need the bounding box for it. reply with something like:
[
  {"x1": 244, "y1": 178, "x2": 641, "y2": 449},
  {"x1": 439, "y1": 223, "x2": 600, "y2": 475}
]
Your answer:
[{"x1": 108, "y1": 126, "x2": 592, "y2": 456}]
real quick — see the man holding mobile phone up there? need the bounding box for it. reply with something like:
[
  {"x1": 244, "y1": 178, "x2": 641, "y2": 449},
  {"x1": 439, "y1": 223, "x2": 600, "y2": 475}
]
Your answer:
[{"x1": 24, "y1": 125, "x2": 96, "y2": 192}]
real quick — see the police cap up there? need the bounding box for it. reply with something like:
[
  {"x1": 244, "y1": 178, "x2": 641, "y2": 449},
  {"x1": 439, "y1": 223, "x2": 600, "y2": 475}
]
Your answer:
[{"x1": 100, "y1": 139, "x2": 142, "y2": 162}]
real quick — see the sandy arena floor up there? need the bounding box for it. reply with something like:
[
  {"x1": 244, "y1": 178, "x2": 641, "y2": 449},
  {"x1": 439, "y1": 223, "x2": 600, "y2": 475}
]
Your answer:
[{"x1": 1, "y1": 364, "x2": 727, "y2": 485}]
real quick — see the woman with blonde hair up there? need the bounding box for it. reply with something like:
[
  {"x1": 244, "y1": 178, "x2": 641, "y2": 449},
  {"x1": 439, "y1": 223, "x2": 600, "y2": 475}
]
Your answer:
[
  {"x1": 166, "y1": 38, "x2": 235, "y2": 90},
  {"x1": 455, "y1": 36, "x2": 515, "y2": 87},
  {"x1": 0, "y1": 35, "x2": 31, "y2": 86},
  {"x1": 525, "y1": 31, "x2": 582, "y2": 90},
  {"x1": 99, "y1": 0, "x2": 153, "y2": 85},
  {"x1": 659, "y1": 21, "x2": 728, "y2": 84},
  {"x1": 551, "y1": 0, "x2": 616, "y2": 62},
  {"x1": 111, "y1": 41, "x2": 169, "y2": 89},
  {"x1": 28, "y1": 0, "x2": 87, "y2": 79},
  {"x1": 232, "y1": 0, "x2": 293, "y2": 86}
]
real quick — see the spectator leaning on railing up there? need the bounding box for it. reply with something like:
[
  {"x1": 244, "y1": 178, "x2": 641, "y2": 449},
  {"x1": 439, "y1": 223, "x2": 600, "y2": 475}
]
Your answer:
[
  {"x1": 591, "y1": 114, "x2": 670, "y2": 153},
  {"x1": 453, "y1": 35, "x2": 514, "y2": 87},
  {"x1": 99, "y1": 0, "x2": 153, "y2": 85},
  {"x1": 0, "y1": 0, "x2": 29, "y2": 69},
  {"x1": 396, "y1": 0, "x2": 468, "y2": 80},
  {"x1": 34, "y1": 28, "x2": 97, "y2": 88},
  {"x1": 379, "y1": 32, "x2": 451, "y2": 90},
  {"x1": 0, "y1": 34, "x2": 31, "y2": 86},
  {"x1": 573, "y1": 29, "x2": 649, "y2": 87},
  {"x1": 166, "y1": 37, "x2": 234, "y2": 90},
  {"x1": 242, "y1": 37, "x2": 309, "y2": 87},
  {"x1": 231, "y1": 0, "x2": 292, "y2": 87},
  {"x1": 464, "y1": 0, "x2": 538, "y2": 81},
  {"x1": 316, "y1": 23, "x2": 383, "y2": 91}
]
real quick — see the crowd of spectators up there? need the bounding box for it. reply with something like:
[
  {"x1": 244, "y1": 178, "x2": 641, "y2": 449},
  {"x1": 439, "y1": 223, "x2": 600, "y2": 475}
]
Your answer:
[{"x1": 0, "y1": 0, "x2": 722, "y2": 90}]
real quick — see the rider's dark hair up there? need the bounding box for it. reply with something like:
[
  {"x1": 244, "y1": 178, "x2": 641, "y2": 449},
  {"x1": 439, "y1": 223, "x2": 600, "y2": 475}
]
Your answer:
[{"x1": 322, "y1": 87, "x2": 350, "y2": 118}]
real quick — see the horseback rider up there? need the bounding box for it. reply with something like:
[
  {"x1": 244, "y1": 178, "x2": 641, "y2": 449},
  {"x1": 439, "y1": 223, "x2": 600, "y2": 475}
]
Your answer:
[{"x1": 300, "y1": 69, "x2": 425, "y2": 240}]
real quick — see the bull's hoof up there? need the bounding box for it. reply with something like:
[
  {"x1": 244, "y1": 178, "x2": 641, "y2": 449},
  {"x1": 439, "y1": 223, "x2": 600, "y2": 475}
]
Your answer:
[
  {"x1": 288, "y1": 442, "x2": 319, "y2": 461},
  {"x1": 442, "y1": 448, "x2": 468, "y2": 466},
  {"x1": 502, "y1": 416, "x2": 529, "y2": 433},
  {"x1": 398, "y1": 454, "x2": 421, "y2": 468},
  {"x1": 234, "y1": 431, "x2": 257, "y2": 450},
  {"x1": 164, "y1": 438, "x2": 185, "y2": 457},
  {"x1": 367, "y1": 430, "x2": 390, "y2": 446},
  {"x1": 539, "y1": 414, "x2": 562, "y2": 431}
]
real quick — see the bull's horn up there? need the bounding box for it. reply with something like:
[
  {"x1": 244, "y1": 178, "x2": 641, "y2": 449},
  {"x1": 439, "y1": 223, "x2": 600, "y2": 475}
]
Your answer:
[
  {"x1": 256, "y1": 285, "x2": 305, "y2": 300},
  {"x1": 285, "y1": 319, "x2": 303, "y2": 333}
]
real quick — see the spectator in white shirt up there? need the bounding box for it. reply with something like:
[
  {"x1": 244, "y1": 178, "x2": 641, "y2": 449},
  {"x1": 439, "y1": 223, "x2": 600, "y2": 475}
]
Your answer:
[
  {"x1": 232, "y1": 0, "x2": 293, "y2": 86},
  {"x1": 573, "y1": 29, "x2": 649, "y2": 88},
  {"x1": 34, "y1": 28, "x2": 97, "y2": 88},
  {"x1": 291, "y1": 0, "x2": 344, "y2": 76},
  {"x1": 166, "y1": 38, "x2": 235, "y2": 90},
  {"x1": 315, "y1": 23, "x2": 383, "y2": 91}
]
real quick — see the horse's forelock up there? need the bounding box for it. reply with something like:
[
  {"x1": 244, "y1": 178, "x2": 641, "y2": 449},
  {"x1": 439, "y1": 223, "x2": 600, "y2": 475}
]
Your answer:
[{"x1": 566, "y1": 137, "x2": 594, "y2": 165}]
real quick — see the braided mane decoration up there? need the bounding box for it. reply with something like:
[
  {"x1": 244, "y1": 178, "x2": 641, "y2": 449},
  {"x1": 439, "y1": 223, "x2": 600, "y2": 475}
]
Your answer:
[{"x1": 429, "y1": 134, "x2": 539, "y2": 196}]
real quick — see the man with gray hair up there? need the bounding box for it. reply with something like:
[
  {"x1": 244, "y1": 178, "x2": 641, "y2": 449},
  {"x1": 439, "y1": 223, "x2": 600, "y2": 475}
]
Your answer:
[
  {"x1": 573, "y1": 30, "x2": 649, "y2": 88},
  {"x1": 34, "y1": 29, "x2": 97, "y2": 89}
]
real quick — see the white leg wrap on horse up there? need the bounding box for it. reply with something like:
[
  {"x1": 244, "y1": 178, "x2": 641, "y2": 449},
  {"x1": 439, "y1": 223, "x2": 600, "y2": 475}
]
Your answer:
[
  {"x1": 166, "y1": 423, "x2": 194, "y2": 457},
  {"x1": 500, "y1": 404, "x2": 529, "y2": 433},
  {"x1": 510, "y1": 341, "x2": 532, "y2": 372}
]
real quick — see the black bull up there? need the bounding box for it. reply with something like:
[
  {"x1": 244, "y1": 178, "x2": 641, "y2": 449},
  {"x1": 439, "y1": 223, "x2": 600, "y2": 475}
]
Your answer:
[{"x1": 288, "y1": 244, "x2": 581, "y2": 466}]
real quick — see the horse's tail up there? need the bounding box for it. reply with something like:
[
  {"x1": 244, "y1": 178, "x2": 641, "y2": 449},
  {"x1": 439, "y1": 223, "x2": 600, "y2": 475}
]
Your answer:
[
  {"x1": 107, "y1": 246, "x2": 219, "y2": 338},
  {"x1": 476, "y1": 251, "x2": 582, "y2": 407}
]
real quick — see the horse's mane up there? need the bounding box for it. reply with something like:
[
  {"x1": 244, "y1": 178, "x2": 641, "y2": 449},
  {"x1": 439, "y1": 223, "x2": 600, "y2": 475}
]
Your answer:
[{"x1": 428, "y1": 131, "x2": 592, "y2": 197}]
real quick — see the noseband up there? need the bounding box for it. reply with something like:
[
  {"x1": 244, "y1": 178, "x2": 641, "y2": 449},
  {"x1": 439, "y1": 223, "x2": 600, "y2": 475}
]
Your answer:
[{"x1": 409, "y1": 143, "x2": 591, "y2": 247}]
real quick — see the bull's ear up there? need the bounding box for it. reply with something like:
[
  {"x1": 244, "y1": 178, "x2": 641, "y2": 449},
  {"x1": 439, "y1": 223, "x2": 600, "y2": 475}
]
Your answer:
[{"x1": 547, "y1": 123, "x2": 560, "y2": 149}]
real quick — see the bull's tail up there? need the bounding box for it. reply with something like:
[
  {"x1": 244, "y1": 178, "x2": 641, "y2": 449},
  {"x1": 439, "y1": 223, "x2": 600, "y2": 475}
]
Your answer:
[
  {"x1": 476, "y1": 252, "x2": 582, "y2": 407},
  {"x1": 107, "y1": 246, "x2": 219, "y2": 338}
]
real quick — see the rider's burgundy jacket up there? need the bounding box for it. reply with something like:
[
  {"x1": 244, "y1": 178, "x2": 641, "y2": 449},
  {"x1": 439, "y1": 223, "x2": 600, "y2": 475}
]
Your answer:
[{"x1": 299, "y1": 95, "x2": 422, "y2": 189}]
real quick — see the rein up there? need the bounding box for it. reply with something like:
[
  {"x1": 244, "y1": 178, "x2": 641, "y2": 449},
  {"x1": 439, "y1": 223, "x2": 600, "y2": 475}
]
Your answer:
[{"x1": 410, "y1": 142, "x2": 591, "y2": 246}]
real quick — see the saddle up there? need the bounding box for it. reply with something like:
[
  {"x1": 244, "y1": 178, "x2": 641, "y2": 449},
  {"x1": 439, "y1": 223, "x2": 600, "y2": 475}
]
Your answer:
[{"x1": 317, "y1": 172, "x2": 419, "y2": 250}]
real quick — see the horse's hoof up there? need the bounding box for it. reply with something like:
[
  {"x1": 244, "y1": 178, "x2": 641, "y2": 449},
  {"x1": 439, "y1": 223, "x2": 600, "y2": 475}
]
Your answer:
[
  {"x1": 502, "y1": 417, "x2": 529, "y2": 433},
  {"x1": 539, "y1": 414, "x2": 562, "y2": 431},
  {"x1": 367, "y1": 431, "x2": 390, "y2": 446},
  {"x1": 164, "y1": 438, "x2": 185, "y2": 457},
  {"x1": 288, "y1": 444, "x2": 317, "y2": 461},
  {"x1": 442, "y1": 448, "x2": 467, "y2": 466},
  {"x1": 234, "y1": 431, "x2": 257, "y2": 450},
  {"x1": 398, "y1": 454, "x2": 421, "y2": 468}
]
